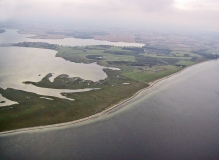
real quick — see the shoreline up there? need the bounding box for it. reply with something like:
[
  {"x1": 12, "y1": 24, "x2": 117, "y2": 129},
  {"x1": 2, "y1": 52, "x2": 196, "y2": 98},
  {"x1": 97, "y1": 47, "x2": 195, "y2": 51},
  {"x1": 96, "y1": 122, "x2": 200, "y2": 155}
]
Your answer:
[{"x1": 0, "y1": 60, "x2": 209, "y2": 136}]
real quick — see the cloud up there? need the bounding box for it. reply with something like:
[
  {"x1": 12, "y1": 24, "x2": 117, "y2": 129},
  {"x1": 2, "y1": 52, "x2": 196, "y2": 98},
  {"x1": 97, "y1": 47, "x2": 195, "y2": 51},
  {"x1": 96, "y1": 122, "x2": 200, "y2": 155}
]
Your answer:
[
  {"x1": 61, "y1": 0, "x2": 174, "y2": 12},
  {"x1": 123, "y1": 0, "x2": 174, "y2": 12},
  {"x1": 0, "y1": 0, "x2": 17, "y2": 21},
  {"x1": 0, "y1": 0, "x2": 218, "y2": 30},
  {"x1": 174, "y1": 0, "x2": 219, "y2": 10}
]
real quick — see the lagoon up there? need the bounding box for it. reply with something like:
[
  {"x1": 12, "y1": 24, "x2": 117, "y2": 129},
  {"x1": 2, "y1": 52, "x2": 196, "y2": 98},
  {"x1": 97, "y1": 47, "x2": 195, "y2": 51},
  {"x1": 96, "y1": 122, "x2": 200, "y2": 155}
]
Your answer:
[{"x1": 0, "y1": 46, "x2": 118, "y2": 105}]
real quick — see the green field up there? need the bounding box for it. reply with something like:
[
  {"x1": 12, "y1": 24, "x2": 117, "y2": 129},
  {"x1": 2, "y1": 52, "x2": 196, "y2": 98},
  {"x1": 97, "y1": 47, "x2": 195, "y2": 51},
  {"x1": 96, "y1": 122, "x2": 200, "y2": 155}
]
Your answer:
[
  {"x1": 175, "y1": 60, "x2": 196, "y2": 66},
  {"x1": 122, "y1": 65, "x2": 182, "y2": 82}
]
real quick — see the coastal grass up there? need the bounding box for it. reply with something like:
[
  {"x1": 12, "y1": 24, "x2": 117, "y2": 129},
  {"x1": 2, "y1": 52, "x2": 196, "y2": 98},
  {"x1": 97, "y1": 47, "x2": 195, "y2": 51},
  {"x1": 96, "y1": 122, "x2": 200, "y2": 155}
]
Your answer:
[
  {"x1": 171, "y1": 51, "x2": 203, "y2": 58},
  {"x1": 102, "y1": 54, "x2": 136, "y2": 62},
  {"x1": 142, "y1": 54, "x2": 191, "y2": 59},
  {"x1": 175, "y1": 60, "x2": 196, "y2": 66},
  {"x1": 122, "y1": 65, "x2": 182, "y2": 82},
  {"x1": 0, "y1": 80, "x2": 147, "y2": 132}
]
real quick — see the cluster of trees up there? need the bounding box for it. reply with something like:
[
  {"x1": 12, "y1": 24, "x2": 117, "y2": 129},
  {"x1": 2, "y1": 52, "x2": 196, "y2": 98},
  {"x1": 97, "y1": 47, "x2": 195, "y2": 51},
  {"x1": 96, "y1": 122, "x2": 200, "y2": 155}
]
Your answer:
[
  {"x1": 71, "y1": 34, "x2": 94, "y2": 39},
  {"x1": 104, "y1": 50, "x2": 136, "y2": 55},
  {"x1": 135, "y1": 56, "x2": 166, "y2": 66},
  {"x1": 66, "y1": 31, "x2": 107, "y2": 39},
  {"x1": 85, "y1": 45, "x2": 111, "y2": 50},
  {"x1": 122, "y1": 47, "x2": 144, "y2": 53},
  {"x1": 13, "y1": 42, "x2": 58, "y2": 50},
  {"x1": 86, "y1": 55, "x2": 103, "y2": 60},
  {"x1": 143, "y1": 45, "x2": 171, "y2": 55},
  {"x1": 107, "y1": 54, "x2": 181, "y2": 68},
  {"x1": 46, "y1": 31, "x2": 108, "y2": 40},
  {"x1": 192, "y1": 49, "x2": 219, "y2": 59}
]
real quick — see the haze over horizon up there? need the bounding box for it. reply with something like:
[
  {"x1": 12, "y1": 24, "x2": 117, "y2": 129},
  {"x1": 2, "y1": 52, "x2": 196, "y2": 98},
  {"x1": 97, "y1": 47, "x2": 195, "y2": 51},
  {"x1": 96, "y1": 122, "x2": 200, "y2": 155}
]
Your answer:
[{"x1": 0, "y1": 0, "x2": 219, "y2": 31}]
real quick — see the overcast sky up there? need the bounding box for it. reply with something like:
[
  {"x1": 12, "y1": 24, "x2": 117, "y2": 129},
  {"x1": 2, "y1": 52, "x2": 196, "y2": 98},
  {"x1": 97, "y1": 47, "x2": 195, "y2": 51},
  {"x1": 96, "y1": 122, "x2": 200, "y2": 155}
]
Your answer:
[{"x1": 0, "y1": 0, "x2": 219, "y2": 30}]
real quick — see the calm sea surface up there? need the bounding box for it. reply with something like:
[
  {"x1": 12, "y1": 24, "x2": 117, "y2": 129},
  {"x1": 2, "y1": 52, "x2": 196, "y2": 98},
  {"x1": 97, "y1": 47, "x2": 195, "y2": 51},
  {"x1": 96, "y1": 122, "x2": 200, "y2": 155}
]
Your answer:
[{"x1": 0, "y1": 60, "x2": 219, "y2": 160}]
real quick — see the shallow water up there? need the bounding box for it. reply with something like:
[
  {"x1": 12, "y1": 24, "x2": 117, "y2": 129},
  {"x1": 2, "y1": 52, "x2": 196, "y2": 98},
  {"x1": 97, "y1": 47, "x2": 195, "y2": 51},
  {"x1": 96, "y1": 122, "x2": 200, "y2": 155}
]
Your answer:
[
  {"x1": 1, "y1": 60, "x2": 219, "y2": 160},
  {"x1": 0, "y1": 47, "x2": 116, "y2": 103},
  {"x1": 0, "y1": 94, "x2": 18, "y2": 107}
]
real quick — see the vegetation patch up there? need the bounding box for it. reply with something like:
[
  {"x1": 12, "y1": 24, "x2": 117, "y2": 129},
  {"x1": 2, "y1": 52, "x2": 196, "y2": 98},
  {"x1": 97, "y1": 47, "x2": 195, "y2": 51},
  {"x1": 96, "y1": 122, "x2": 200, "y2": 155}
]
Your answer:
[
  {"x1": 175, "y1": 60, "x2": 196, "y2": 67},
  {"x1": 86, "y1": 55, "x2": 104, "y2": 60},
  {"x1": 122, "y1": 65, "x2": 181, "y2": 82}
]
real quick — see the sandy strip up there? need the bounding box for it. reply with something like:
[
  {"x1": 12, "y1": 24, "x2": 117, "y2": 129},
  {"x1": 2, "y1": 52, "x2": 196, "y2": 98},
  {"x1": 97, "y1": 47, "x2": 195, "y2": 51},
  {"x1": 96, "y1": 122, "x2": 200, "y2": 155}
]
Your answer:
[{"x1": 0, "y1": 61, "x2": 210, "y2": 136}]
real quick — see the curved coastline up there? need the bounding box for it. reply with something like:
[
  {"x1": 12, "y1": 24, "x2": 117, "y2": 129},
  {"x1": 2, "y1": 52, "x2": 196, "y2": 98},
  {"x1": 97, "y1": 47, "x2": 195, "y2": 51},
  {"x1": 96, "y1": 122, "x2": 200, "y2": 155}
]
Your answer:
[{"x1": 0, "y1": 60, "x2": 210, "y2": 136}]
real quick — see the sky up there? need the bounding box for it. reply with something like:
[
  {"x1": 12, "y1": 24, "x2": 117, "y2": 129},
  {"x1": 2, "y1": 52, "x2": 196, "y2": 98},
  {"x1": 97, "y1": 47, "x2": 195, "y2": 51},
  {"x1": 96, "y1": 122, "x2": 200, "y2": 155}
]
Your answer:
[{"x1": 0, "y1": 0, "x2": 219, "y2": 30}]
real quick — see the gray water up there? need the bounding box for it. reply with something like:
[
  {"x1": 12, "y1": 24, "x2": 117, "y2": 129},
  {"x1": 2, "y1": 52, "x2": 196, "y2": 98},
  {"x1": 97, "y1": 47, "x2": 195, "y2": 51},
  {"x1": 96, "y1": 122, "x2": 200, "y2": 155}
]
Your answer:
[
  {"x1": 1, "y1": 60, "x2": 219, "y2": 160},
  {"x1": 0, "y1": 29, "x2": 144, "y2": 47},
  {"x1": 0, "y1": 94, "x2": 18, "y2": 106},
  {"x1": 0, "y1": 46, "x2": 119, "y2": 105}
]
